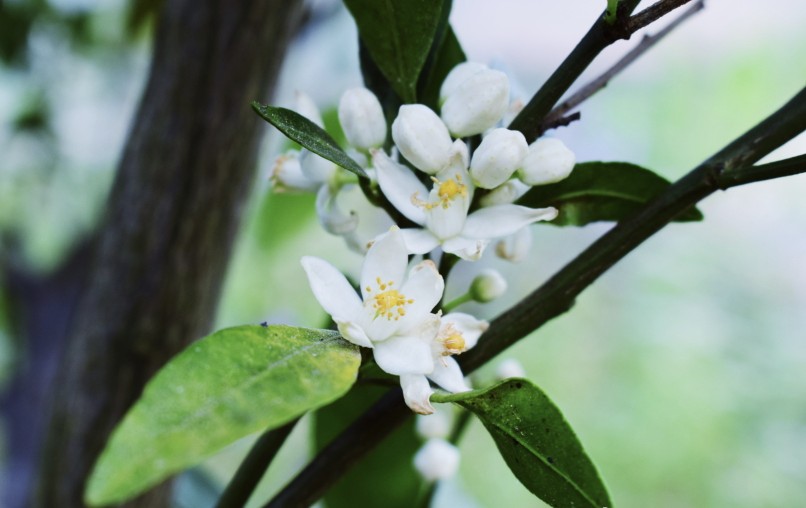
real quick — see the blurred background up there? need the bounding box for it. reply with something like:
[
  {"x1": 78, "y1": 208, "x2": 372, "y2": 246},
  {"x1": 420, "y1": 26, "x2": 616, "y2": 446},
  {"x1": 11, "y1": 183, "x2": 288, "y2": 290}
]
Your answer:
[{"x1": 1, "y1": 0, "x2": 805, "y2": 506}]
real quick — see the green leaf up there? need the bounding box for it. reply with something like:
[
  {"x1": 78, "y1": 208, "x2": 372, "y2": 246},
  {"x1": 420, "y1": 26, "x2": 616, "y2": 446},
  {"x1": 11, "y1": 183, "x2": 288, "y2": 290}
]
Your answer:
[
  {"x1": 85, "y1": 325, "x2": 361, "y2": 506},
  {"x1": 344, "y1": 0, "x2": 444, "y2": 103},
  {"x1": 315, "y1": 383, "x2": 422, "y2": 508},
  {"x1": 433, "y1": 379, "x2": 612, "y2": 508},
  {"x1": 517, "y1": 161, "x2": 704, "y2": 226},
  {"x1": 251, "y1": 102, "x2": 367, "y2": 178}
]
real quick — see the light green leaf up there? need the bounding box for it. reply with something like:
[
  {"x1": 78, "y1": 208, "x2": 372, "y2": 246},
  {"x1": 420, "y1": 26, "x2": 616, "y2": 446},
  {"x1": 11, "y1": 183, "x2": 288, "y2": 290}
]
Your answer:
[
  {"x1": 517, "y1": 161, "x2": 703, "y2": 226},
  {"x1": 344, "y1": 0, "x2": 444, "y2": 103},
  {"x1": 433, "y1": 379, "x2": 612, "y2": 508},
  {"x1": 251, "y1": 102, "x2": 367, "y2": 178},
  {"x1": 85, "y1": 325, "x2": 361, "y2": 506}
]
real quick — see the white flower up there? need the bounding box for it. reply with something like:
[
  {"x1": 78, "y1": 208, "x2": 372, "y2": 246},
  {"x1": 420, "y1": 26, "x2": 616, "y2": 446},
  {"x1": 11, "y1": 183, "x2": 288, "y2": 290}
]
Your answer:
[
  {"x1": 414, "y1": 439, "x2": 461, "y2": 481},
  {"x1": 496, "y1": 358, "x2": 527, "y2": 379},
  {"x1": 374, "y1": 146, "x2": 557, "y2": 261},
  {"x1": 416, "y1": 405, "x2": 453, "y2": 440},
  {"x1": 479, "y1": 179, "x2": 530, "y2": 207},
  {"x1": 495, "y1": 226, "x2": 532, "y2": 263},
  {"x1": 518, "y1": 137, "x2": 576, "y2": 186},
  {"x1": 470, "y1": 269, "x2": 507, "y2": 302},
  {"x1": 440, "y1": 62, "x2": 510, "y2": 137},
  {"x1": 338, "y1": 87, "x2": 387, "y2": 150},
  {"x1": 391, "y1": 104, "x2": 453, "y2": 174},
  {"x1": 469, "y1": 128, "x2": 529, "y2": 189},
  {"x1": 269, "y1": 150, "x2": 319, "y2": 193}
]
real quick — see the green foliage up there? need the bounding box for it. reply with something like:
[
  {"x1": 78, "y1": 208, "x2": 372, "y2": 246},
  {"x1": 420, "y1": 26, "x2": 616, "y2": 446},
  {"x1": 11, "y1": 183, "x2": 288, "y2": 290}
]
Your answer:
[
  {"x1": 417, "y1": 27, "x2": 466, "y2": 110},
  {"x1": 518, "y1": 161, "x2": 704, "y2": 226},
  {"x1": 315, "y1": 384, "x2": 422, "y2": 508},
  {"x1": 85, "y1": 325, "x2": 361, "y2": 506},
  {"x1": 252, "y1": 103, "x2": 367, "y2": 178},
  {"x1": 434, "y1": 379, "x2": 612, "y2": 508},
  {"x1": 343, "y1": 0, "x2": 444, "y2": 103}
]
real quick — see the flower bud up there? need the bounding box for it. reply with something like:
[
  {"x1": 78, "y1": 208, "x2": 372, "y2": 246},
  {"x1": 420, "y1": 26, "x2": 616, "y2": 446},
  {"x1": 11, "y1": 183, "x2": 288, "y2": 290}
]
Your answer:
[
  {"x1": 479, "y1": 179, "x2": 530, "y2": 207},
  {"x1": 391, "y1": 104, "x2": 453, "y2": 174},
  {"x1": 495, "y1": 227, "x2": 532, "y2": 263},
  {"x1": 294, "y1": 90, "x2": 324, "y2": 128},
  {"x1": 338, "y1": 87, "x2": 387, "y2": 150},
  {"x1": 518, "y1": 138, "x2": 576, "y2": 186},
  {"x1": 496, "y1": 358, "x2": 526, "y2": 379},
  {"x1": 416, "y1": 406, "x2": 452, "y2": 440},
  {"x1": 299, "y1": 149, "x2": 337, "y2": 184},
  {"x1": 470, "y1": 269, "x2": 507, "y2": 303},
  {"x1": 413, "y1": 439, "x2": 460, "y2": 481},
  {"x1": 440, "y1": 62, "x2": 510, "y2": 137},
  {"x1": 469, "y1": 128, "x2": 528, "y2": 189}
]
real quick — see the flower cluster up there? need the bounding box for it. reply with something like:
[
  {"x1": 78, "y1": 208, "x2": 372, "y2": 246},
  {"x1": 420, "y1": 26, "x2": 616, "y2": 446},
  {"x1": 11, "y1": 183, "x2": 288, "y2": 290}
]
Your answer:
[{"x1": 273, "y1": 62, "x2": 577, "y2": 413}]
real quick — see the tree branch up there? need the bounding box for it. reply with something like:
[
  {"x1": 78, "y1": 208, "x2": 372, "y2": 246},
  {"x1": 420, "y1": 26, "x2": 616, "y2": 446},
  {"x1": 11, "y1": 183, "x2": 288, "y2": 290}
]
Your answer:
[
  {"x1": 542, "y1": 0, "x2": 704, "y2": 131},
  {"x1": 264, "y1": 85, "x2": 806, "y2": 507},
  {"x1": 717, "y1": 154, "x2": 806, "y2": 190}
]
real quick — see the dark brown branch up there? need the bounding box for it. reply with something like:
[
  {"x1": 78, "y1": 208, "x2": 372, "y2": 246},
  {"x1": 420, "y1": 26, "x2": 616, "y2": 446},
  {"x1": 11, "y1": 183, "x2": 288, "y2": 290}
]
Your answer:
[
  {"x1": 717, "y1": 154, "x2": 806, "y2": 190},
  {"x1": 540, "y1": 111, "x2": 582, "y2": 133},
  {"x1": 624, "y1": 0, "x2": 695, "y2": 35},
  {"x1": 542, "y1": 0, "x2": 704, "y2": 131},
  {"x1": 33, "y1": 1, "x2": 303, "y2": 507}
]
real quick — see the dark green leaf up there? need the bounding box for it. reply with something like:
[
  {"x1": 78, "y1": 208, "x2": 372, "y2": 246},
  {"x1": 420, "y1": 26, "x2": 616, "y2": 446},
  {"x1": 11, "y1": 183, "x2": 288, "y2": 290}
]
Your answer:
[
  {"x1": 418, "y1": 27, "x2": 466, "y2": 110},
  {"x1": 518, "y1": 161, "x2": 704, "y2": 226},
  {"x1": 315, "y1": 383, "x2": 422, "y2": 508},
  {"x1": 252, "y1": 102, "x2": 367, "y2": 178},
  {"x1": 433, "y1": 379, "x2": 612, "y2": 508},
  {"x1": 85, "y1": 325, "x2": 361, "y2": 506},
  {"x1": 344, "y1": 0, "x2": 444, "y2": 103}
]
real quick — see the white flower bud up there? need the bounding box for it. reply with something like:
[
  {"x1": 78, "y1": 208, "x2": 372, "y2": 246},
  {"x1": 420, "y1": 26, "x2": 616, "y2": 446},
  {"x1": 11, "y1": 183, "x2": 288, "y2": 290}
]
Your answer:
[
  {"x1": 338, "y1": 87, "x2": 387, "y2": 150},
  {"x1": 294, "y1": 90, "x2": 324, "y2": 128},
  {"x1": 470, "y1": 269, "x2": 507, "y2": 303},
  {"x1": 496, "y1": 358, "x2": 527, "y2": 379},
  {"x1": 413, "y1": 439, "x2": 460, "y2": 481},
  {"x1": 416, "y1": 405, "x2": 452, "y2": 440},
  {"x1": 391, "y1": 104, "x2": 453, "y2": 174},
  {"x1": 518, "y1": 138, "x2": 576, "y2": 186},
  {"x1": 269, "y1": 151, "x2": 318, "y2": 192},
  {"x1": 299, "y1": 149, "x2": 337, "y2": 184},
  {"x1": 469, "y1": 128, "x2": 528, "y2": 189},
  {"x1": 479, "y1": 179, "x2": 530, "y2": 207},
  {"x1": 440, "y1": 63, "x2": 510, "y2": 137}
]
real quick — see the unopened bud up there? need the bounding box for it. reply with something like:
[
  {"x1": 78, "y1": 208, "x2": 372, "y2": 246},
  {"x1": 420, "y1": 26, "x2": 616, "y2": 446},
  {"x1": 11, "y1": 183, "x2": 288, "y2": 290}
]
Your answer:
[
  {"x1": 518, "y1": 138, "x2": 576, "y2": 186},
  {"x1": 299, "y1": 149, "x2": 337, "y2": 184},
  {"x1": 495, "y1": 227, "x2": 532, "y2": 263},
  {"x1": 294, "y1": 90, "x2": 324, "y2": 128},
  {"x1": 391, "y1": 104, "x2": 453, "y2": 174},
  {"x1": 416, "y1": 406, "x2": 452, "y2": 440},
  {"x1": 269, "y1": 151, "x2": 318, "y2": 192},
  {"x1": 413, "y1": 439, "x2": 460, "y2": 481},
  {"x1": 496, "y1": 358, "x2": 526, "y2": 379},
  {"x1": 338, "y1": 87, "x2": 387, "y2": 150},
  {"x1": 469, "y1": 128, "x2": 528, "y2": 189},
  {"x1": 470, "y1": 269, "x2": 507, "y2": 302},
  {"x1": 479, "y1": 179, "x2": 530, "y2": 207},
  {"x1": 440, "y1": 62, "x2": 510, "y2": 137}
]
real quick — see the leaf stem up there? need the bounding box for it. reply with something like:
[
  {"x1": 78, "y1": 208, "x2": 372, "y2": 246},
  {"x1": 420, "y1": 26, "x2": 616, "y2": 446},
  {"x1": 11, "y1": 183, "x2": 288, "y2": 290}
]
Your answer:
[
  {"x1": 215, "y1": 418, "x2": 299, "y2": 508},
  {"x1": 442, "y1": 292, "x2": 473, "y2": 313}
]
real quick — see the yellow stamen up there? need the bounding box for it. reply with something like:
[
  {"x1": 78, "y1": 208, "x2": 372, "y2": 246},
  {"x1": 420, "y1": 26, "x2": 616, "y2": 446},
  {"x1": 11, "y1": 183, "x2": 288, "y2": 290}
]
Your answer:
[{"x1": 367, "y1": 277, "x2": 415, "y2": 321}]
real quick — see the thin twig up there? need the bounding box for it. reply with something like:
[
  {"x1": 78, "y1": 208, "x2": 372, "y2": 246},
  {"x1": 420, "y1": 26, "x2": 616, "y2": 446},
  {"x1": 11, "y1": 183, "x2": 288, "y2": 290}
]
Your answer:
[
  {"x1": 542, "y1": 0, "x2": 704, "y2": 132},
  {"x1": 262, "y1": 86, "x2": 806, "y2": 508},
  {"x1": 540, "y1": 111, "x2": 582, "y2": 133},
  {"x1": 717, "y1": 154, "x2": 806, "y2": 190},
  {"x1": 625, "y1": 0, "x2": 694, "y2": 35}
]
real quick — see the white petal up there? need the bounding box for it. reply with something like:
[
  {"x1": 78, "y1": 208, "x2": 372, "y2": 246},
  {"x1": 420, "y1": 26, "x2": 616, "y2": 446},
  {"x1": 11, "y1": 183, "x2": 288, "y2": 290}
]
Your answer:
[
  {"x1": 373, "y1": 333, "x2": 434, "y2": 375},
  {"x1": 441, "y1": 312, "x2": 489, "y2": 350},
  {"x1": 413, "y1": 439, "x2": 461, "y2": 481},
  {"x1": 336, "y1": 320, "x2": 373, "y2": 348},
  {"x1": 269, "y1": 151, "x2": 319, "y2": 193},
  {"x1": 427, "y1": 356, "x2": 471, "y2": 393},
  {"x1": 495, "y1": 227, "x2": 532, "y2": 263},
  {"x1": 469, "y1": 128, "x2": 528, "y2": 189},
  {"x1": 416, "y1": 406, "x2": 453, "y2": 439},
  {"x1": 300, "y1": 149, "x2": 336, "y2": 184},
  {"x1": 424, "y1": 161, "x2": 473, "y2": 240},
  {"x1": 339, "y1": 87, "x2": 387, "y2": 150},
  {"x1": 400, "y1": 374, "x2": 435, "y2": 415},
  {"x1": 400, "y1": 228, "x2": 440, "y2": 255},
  {"x1": 294, "y1": 90, "x2": 324, "y2": 128},
  {"x1": 399, "y1": 260, "x2": 444, "y2": 326},
  {"x1": 519, "y1": 137, "x2": 576, "y2": 185},
  {"x1": 441, "y1": 67, "x2": 510, "y2": 137},
  {"x1": 464, "y1": 204, "x2": 557, "y2": 239},
  {"x1": 360, "y1": 228, "x2": 409, "y2": 301},
  {"x1": 300, "y1": 256, "x2": 363, "y2": 323},
  {"x1": 315, "y1": 185, "x2": 358, "y2": 235},
  {"x1": 442, "y1": 236, "x2": 488, "y2": 261},
  {"x1": 391, "y1": 104, "x2": 453, "y2": 174},
  {"x1": 479, "y1": 178, "x2": 530, "y2": 207},
  {"x1": 439, "y1": 62, "x2": 487, "y2": 103},
  {"x1": 372, "y1": 150, "x2": 427, "y2": 225}
]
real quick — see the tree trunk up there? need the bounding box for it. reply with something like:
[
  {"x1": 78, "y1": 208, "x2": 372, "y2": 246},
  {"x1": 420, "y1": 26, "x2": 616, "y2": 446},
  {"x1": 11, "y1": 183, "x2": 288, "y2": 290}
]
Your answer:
[{"x1": 33, "y1": 0, "x2": 303, "y2": 506}]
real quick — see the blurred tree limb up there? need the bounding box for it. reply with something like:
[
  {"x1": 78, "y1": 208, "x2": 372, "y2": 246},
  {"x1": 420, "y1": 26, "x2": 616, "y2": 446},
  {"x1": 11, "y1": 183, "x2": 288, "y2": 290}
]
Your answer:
[{"x1": 31, "y1": 1, "x2": 303, "y2": 507}]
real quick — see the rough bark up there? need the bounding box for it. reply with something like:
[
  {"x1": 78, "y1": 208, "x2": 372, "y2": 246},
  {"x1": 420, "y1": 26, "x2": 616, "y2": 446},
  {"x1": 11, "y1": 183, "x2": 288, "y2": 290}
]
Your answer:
[{"x1": 33, "y1": 0, "x2": 303, "y2": 506}]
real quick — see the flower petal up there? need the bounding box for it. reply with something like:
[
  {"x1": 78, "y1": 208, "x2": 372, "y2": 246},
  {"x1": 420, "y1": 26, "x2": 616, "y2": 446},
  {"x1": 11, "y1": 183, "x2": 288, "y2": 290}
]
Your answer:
[
  {"x1": 427, "y1": 356, "x2": 471, "y2": 393},
  {"x1": 373, "y1": 150, "x2": 427, "y2": 225},
  {"x1": 315, "y1": 184, "x2": 358, "y2": 235},
  {"x1": 495, "y1": 226, "x2": 532, "y2": 263},
  {"x1": 442, "y1": 236, "x2": 488, "y2": 261},
  {"x1": 399, "y1": 260, "x2": 444, "y2": 329},
  {"x1": 463, "y1": 204, "x2": 557, "y2": 239},
  {"x1": 300, "y1": 256, "x2": 363, "y2": 323},
  {"x1": 441, "y1": 312, "x2": 489, "y2": 351},
  {"x1": 373, "y1": 333, "x2": 435, "y2": 375},
  {"x1": 400, "y1": 374, "x2": 435, "y2": 414},
  {"x1": 360, "y1": 228, "x2": 408, "y2": 302},
  {"x1": 400, "y1": 228, "x2": 440, "y2": 255},
  {"x1": 336, "y1": 320, "x2": 373, "y2": 348}
]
